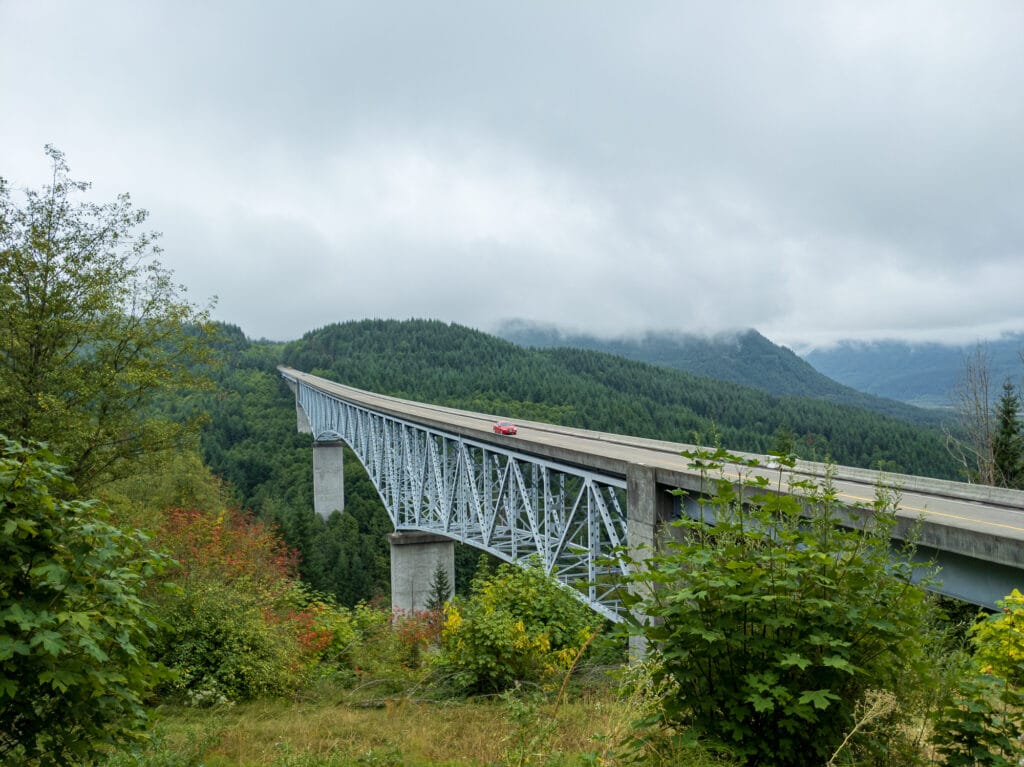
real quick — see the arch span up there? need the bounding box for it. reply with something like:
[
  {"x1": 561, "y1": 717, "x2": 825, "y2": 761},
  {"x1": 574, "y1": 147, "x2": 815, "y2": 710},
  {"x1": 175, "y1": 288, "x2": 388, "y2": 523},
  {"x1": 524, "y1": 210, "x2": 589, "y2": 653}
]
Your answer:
[{"x1": 283, "y1": 369, "x2": 632, "y2": 621}]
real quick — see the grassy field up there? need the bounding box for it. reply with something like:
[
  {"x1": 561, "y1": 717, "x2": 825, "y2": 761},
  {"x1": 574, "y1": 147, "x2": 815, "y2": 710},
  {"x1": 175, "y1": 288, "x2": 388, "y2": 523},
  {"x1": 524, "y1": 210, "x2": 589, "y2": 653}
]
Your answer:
[{"x1": 106, "y1": 691, "x2": 687, "y2": 767}]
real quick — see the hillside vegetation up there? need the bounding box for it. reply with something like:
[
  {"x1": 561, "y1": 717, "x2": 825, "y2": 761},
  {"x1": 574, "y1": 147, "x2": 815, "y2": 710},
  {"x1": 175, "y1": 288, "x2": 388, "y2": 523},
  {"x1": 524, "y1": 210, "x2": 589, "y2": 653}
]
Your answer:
[
  {"x1": 496, "y1": 320, "x2": 949, "y2": 425},
  {"x1": 281, "y1": 319, "x2": 961, "y2": 478}
]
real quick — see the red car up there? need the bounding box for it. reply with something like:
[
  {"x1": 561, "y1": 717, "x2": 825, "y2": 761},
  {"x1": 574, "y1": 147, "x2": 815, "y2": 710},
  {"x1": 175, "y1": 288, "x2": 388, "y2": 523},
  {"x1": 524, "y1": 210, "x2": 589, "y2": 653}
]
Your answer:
[{"x1": 493, "y1": 420, "x2": 518, "y2": 435}]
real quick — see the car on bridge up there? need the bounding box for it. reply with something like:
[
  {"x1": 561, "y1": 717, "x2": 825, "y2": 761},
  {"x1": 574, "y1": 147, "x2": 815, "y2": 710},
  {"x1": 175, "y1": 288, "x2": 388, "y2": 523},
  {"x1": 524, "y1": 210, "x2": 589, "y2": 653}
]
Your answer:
[{"x1": 493, "y1": 420, "x2": 518, "y2": 435}]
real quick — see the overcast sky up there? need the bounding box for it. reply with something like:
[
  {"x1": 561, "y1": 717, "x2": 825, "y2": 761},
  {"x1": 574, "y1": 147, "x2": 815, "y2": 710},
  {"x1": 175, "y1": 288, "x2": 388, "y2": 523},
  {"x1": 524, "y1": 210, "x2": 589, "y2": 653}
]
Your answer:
[{"x1": 2, "y1": 2, "x2": 1022, "y2": 351}]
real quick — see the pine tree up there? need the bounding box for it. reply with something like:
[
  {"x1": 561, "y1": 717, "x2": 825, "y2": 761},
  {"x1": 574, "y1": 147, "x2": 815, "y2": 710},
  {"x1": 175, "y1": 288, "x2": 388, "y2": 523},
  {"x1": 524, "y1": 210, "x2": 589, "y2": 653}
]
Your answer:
[
  {"x1": 426, "y1": 559, "x2": 453, "y2": 612},
  {"x1": 992, "y1": 379, "x2": 1024, "y2": 488}
]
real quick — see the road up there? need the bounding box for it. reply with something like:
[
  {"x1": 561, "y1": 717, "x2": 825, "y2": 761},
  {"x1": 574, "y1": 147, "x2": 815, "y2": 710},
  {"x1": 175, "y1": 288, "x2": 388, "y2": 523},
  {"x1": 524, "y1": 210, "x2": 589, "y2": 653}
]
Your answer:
[{"x1": 281, "y1": 367, "x2": 1024, "y2": 567}]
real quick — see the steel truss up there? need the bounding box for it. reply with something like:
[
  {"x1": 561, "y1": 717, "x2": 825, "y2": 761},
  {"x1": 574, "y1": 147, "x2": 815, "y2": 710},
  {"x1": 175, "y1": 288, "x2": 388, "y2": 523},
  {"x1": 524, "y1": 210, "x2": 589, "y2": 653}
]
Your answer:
[{"x1": 288, "y1": 377, "x2": 630, "y2": 621}]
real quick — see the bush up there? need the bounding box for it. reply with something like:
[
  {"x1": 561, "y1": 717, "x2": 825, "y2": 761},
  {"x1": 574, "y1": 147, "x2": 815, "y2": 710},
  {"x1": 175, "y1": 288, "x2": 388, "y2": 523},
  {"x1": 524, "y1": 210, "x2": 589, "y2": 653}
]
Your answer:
[
  {"x1": 622, "y1": 448, "x2": 937, "y2": 767},
  {"x1": 971, "y1": 589, "x2": 1024, "y2": 687},
  {"x1": 930, "y1": 663, "x2": 1024, "y2": 767},
  {"x1": 153, "y1": 579, "x2": 309, "y2": 704},
  {"x1": 436, "y1": 561, "x2": 602, "y2": 694},
  {"x1": 929, "y1": 590, "x2": 1024, "y2": 766},
  {"x1": 150, "y1": 507, "x2": 341, "y2": 704},
  {"x1": 0, "y1": 437, "x2": 171, "y2": 764}
]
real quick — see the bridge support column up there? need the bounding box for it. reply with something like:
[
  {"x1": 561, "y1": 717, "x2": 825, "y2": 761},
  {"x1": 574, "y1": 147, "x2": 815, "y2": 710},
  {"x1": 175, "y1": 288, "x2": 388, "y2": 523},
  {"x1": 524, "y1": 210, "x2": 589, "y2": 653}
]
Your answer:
[
  {"x1": 313, "y1": 440, "x2": 344, "y2": 519},
  {"x1": 284, "y1": 377, "x2": 312, "y2": 434},
  {"x1": 296, "y1": 401, "x2": 312, "y2": 434},
  {"x1": 389, "y1": 531, "x2": 455, "y2": 613},
  {"x1": 627, "y1": 464, "x2": 667, "y2": 552},
  {"x1": 626, "y1": 464, "x2": 674, "y2": 658}
]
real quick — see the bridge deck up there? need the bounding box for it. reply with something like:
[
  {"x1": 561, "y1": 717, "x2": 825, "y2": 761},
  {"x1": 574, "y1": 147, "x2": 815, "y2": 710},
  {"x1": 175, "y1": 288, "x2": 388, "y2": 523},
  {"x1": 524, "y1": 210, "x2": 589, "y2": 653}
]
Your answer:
[{"x1": 280, "y1": 367, "x2": 1024, "y2": 574}]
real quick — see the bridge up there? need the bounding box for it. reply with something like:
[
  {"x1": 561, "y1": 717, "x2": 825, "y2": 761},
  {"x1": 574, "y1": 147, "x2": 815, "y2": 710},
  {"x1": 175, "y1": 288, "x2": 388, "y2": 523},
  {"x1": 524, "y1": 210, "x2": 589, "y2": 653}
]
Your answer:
[{"x1": 280, "y1": 366, "x2": 1024, "y2": 618}]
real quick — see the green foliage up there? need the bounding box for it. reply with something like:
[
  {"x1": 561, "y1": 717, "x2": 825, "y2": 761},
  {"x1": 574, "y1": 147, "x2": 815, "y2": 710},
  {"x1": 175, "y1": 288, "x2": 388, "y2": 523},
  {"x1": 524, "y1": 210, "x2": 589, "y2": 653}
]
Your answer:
[
  {"x1": 100, "y1": 445, "x2": 231, "y2": 534},
  {"x1": 971, "y1": 589, "x2": 1024, "y2": 686},
  {"x1": 938, "y1": 678, "x2": 1024, "y2": 766},
  {"x1": 929, "y1": 589, "x2": 1024, "y2": 765},
  {"x1": 328, "y1": 601, "x2": 437, "y2": 696},
  {"x1": 992, "y1": 380, "x2": 1024, "y2": 489},
  {"x1": 437, "y1": 562, "x2": 602, "y2": 694},
  {"x1": 0, "y1": 436, "x2": 172, "y2": 765},
  {"x1": 0, "y1": 146, "x2": 214, "y2": 492},
  {"x1": 930, "y1": 661, "x2": 1024, "y2": 766},
  {"x1": 426, "y1": 560, "x2": 453, "y2": 613},
  {"x1": 153, "y1": 579, "x2": 308, "y2": 705},
  {"x1": 621, "y1": 447, "x2": 937, "y2": 767}
]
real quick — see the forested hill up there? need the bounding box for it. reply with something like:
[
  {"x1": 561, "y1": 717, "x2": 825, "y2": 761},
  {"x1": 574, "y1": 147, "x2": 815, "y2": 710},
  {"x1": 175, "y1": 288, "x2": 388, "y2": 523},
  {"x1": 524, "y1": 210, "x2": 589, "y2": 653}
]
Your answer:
[
  {"x1": 495, "y1": 320, "x2": 945, "y2": 426},
  {"x1": 281, "y1": 319, "x2": 960, "y2": 479}
]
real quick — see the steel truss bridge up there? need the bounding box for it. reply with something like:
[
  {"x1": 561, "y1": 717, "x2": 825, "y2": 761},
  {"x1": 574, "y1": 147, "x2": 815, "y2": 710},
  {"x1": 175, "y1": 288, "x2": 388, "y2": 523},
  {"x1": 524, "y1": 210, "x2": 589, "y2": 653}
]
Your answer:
[
  {"x1": 282, "y1": 369, "x2": 630, "y2": 621},
  {"x1": 281, "y1": 367, "x2": 1024, "y2": 614}
]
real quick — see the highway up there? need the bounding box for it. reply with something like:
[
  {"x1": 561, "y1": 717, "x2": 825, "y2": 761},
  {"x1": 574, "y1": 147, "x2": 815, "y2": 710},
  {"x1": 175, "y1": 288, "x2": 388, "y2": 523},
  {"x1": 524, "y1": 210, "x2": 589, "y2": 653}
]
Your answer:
[{"x1": 281, "y1": 367, "x2": 1024, "y2": 569}]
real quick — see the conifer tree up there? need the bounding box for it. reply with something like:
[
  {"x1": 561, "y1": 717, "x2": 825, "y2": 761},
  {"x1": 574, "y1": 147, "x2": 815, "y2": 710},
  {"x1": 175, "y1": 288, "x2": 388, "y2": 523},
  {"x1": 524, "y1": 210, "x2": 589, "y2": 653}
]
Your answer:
[
  {"x1": 992, "y1": 378, "x2": 1023, "y2": 489},
  {"x1": 426, "y1": 559, "x2": 453, "y2": 613}
]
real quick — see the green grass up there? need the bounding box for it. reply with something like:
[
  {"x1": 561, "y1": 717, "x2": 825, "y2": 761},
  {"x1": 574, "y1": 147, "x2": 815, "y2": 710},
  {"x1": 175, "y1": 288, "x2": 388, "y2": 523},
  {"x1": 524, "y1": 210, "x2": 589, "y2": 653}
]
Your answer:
[
  {"x1": 104, "y1": 697, "x2": 617, "y2": 766},
  {"x1": 100, "y1": 684, "x2": 736, "y2": 767}
]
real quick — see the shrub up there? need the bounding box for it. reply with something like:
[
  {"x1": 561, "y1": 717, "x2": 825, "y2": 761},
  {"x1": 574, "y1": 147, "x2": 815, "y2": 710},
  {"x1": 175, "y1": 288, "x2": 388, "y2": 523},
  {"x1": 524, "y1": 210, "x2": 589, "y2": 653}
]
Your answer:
[
  {"x1": 436, "y1": 561, "x2": 602, "y2": 694},
  {"x1": 622, "y1": 448, "x2": 937, "y2": 767},
  {"x1": 930, "y1": 664, "x2": 1024, "y2": 767},
  {"x1": 150, "y1": 507, "x2": 338, "y2": 704},
  {"x1": 929, "y1": 590, "x2": 1024, "y2": 766},
  {"x1": 158, "y1": 506, "x2": 299, "y2": 595},
  {"x1": 971, "y1": 589, "x2": 1024, "y2": 686},
  {"x1": 153, "y1": 578, "x2": 308, "y2": 704},
  {"x1": 0, "y1": 437, "x2": 171, "y2": 764}
]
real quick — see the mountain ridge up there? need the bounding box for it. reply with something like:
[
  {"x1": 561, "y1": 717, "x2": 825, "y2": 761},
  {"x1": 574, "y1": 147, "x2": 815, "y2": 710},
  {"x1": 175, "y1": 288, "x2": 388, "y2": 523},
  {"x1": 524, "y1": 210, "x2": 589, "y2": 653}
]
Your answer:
[
  {"x1": 803, "y1": 334, "x2": 1024, "y2": 408},
  {"x1": 278, "y1": 318, "x2": 960, "y2": 479},
  {"x1": 494, "y1": 320, "x2": 946, "y2": 427}
]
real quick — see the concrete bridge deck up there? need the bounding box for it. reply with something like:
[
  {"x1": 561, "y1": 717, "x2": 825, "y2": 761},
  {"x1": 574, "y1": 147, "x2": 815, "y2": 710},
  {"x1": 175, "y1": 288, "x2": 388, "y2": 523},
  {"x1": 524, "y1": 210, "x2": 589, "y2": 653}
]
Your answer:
[{"x1": 281, "y1": 366, "x2": 1024, "y2": 609}]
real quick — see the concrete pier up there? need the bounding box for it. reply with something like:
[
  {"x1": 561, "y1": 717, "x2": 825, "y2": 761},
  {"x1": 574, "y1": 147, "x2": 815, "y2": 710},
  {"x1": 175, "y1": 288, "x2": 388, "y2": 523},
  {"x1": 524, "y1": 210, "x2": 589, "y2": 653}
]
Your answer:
[
  {"x1": 626, "y1": 464, "x2": 674, "y2": 553},
  {"x1": 313, "y1": 440, "x2": 345, "y2": 519},
  {"x1": 389, "y1": 531, "x2": 455, "y2": 613},
  {"x1": 626, "y1": 464, "x2": 675, "y2": 658}
]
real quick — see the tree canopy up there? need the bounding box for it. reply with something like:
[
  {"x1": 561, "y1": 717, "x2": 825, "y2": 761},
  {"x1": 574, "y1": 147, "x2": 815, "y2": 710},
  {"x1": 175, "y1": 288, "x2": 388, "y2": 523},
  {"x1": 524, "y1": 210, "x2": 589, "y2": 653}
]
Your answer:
[
  {"x1": 0, "y1": 436, "x2": 171, "y2": 764},
  {"x1": 0, "y1": 147, "x2": 213, "y2": 491}
]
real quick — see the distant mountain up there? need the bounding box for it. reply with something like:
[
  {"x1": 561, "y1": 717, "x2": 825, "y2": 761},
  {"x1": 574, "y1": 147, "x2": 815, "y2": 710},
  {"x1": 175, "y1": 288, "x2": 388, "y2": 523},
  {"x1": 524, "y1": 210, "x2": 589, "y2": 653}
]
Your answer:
[
  {"x1": 495, "y1": 320, "x2": 946, "y2": 427},
  {"x1": 802, "y1": 334, "x2": 1024, "y2": 409}
]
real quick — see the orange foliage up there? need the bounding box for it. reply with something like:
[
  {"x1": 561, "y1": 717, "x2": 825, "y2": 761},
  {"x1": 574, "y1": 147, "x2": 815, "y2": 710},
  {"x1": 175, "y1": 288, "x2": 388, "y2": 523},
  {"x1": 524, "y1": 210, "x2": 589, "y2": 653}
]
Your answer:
[
  {"x1": 159, "y1": 507, "x2": 300, "y2": 591},
  {"x1": 266, "y1": 607, "x2": 334, "y2": 657},
  {"x1": 391, "y1": 608, "x2": 444, "y2": 664}
]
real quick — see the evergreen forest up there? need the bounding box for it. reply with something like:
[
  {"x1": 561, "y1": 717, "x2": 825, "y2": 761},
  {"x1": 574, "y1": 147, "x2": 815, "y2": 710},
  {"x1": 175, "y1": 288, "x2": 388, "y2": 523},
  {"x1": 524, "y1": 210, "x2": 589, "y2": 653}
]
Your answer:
[{"x1": 194, "y1": 318, "x2": 968, "y2": 605}]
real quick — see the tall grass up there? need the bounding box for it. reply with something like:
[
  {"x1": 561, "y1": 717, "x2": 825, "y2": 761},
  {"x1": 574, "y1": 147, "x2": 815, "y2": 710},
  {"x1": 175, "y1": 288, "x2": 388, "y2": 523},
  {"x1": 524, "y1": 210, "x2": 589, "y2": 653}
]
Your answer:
[{"x1": 105, "y1": 693, "x2": 646, "y2": 766}]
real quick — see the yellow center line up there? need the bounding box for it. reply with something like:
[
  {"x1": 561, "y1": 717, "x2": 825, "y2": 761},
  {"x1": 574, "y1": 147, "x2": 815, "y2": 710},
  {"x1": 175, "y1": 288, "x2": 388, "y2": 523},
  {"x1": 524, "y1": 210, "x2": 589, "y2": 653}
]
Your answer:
[
  {"x1": 719, "y1": 467, "x2": 1024, "y2": 535},
  {"x1": 840, "y1": 494, "x2": 1024, "y2": 534}
]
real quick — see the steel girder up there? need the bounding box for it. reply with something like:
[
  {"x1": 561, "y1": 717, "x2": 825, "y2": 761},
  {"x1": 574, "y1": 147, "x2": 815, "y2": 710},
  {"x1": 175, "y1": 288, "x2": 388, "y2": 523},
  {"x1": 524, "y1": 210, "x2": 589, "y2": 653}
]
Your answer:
[{"x1": 289, "y1": 377, "x2": 630, "y2": 621}]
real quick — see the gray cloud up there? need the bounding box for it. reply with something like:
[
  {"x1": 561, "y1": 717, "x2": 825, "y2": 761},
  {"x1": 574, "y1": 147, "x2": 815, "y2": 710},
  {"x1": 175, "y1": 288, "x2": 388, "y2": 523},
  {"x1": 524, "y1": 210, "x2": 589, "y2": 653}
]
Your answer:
[{"x1": 2, "y1": 1, "x2": 1022, "y2": 348}]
